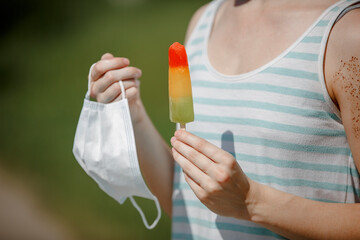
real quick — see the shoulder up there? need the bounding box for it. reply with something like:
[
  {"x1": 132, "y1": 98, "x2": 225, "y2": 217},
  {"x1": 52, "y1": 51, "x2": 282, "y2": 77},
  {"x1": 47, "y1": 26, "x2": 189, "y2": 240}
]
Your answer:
[
  {"x1": 324, "y1": 8, "x2": 360, "y2": 166},
  {"x1": 327, "y1": 8, "x2": 360, "y2": 60},
  {"x1": 184, "y1": 3, "x2": 210, "y2": 44},
  {"x1": 324, "y1": 8, "x2": 360, "y2": 106}
]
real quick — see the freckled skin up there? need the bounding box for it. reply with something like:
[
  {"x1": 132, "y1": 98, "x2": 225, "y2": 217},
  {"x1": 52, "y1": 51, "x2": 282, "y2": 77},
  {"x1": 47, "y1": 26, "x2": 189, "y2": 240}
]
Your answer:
[{"x1": 333, "y1": 56, "x2": 360, "y2": 138}]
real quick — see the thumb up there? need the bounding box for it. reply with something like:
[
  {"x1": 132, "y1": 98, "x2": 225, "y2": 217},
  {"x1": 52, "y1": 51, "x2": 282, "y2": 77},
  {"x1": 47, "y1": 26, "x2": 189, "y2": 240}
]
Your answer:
[{"x1": 101, "y1": 53, "x2": 114, "y2": 60}]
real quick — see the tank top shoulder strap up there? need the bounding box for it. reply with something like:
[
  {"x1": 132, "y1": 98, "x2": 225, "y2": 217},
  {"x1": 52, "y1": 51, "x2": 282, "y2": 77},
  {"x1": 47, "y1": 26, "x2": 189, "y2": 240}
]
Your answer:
[
  {"x1": 335, "y1": 1, "x2": 360, "y2": 21},
  {"x1": 300, "y1": 0, "x2": 360, "y2": 120},
  {"x1": 265, "y1": 0, "x2": 360, "y2": 59},
  {"x1": 185, "y1": 0, "x2": 224, "y2": 58},
  {"x1": 315, "y1": 0, "x2": 360, "y2": 56}
]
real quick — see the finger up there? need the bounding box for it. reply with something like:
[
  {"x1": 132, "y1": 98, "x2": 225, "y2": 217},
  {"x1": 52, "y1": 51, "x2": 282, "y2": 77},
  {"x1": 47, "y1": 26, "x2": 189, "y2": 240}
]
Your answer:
[
  {"x1": 101, "y1": 53, "x2": 114, "y2": 60},
  {"x1": 135, "y1": 79, "x2": 141, "y2": 87},
  {"x1": 174, "y1": 130, "x2": 232, "y2": 164},
  {"x1": 171, "y1": 136, "x2": 215, "y2": 175},
  {"x1": 172, "y1": 147, "x2": 210, "y2": 187},
  {"x1": 113, "y1": 85, "x2": 139, "y2": 102},
  {"x1": 91, "y1": 57, "x2": 130, "y2": 81},
  {"x1": 92, "y1": 67, "x2": 141, "y2": 96},
  {"x1": 98, "y1": 80, "x2": 138, "y2": 103},
  {"x1": 97, "y1": 82, "x2": 122, "y2": 103},
  {"x1": 183, "y1": 173, "x2": 209, "y2": 203}
]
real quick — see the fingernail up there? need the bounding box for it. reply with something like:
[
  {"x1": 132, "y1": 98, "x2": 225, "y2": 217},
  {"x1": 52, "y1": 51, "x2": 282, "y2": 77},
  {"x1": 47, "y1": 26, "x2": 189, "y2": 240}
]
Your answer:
[
  {"x1": 170, "y1": 137, "x2": 176, "y2": 145},
  {"x1": 175, "y1": 130, "x2": 182, "y2": 137},
  {"x1": 123, "y1": 58, "x2": 130, "y2": 65}
]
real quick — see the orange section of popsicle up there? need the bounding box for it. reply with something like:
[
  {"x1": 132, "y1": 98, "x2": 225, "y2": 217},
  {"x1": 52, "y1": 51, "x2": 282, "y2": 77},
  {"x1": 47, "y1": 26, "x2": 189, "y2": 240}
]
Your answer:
[{"x1": 168, "y1": 42, "x2": 194, "y2": 124}]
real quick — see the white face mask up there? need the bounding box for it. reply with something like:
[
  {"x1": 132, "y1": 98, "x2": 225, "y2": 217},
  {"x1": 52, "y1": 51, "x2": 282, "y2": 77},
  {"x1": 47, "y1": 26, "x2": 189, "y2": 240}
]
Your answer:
[{"x1": 73, "y1": 66, "x2": 161, "y2": 229}]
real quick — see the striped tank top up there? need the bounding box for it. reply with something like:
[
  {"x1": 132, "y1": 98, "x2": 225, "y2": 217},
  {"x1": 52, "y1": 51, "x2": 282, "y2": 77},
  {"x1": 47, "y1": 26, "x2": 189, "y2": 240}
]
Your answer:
[{"x1": 171, "y1": 0, "x2": 360, "y2": 239}]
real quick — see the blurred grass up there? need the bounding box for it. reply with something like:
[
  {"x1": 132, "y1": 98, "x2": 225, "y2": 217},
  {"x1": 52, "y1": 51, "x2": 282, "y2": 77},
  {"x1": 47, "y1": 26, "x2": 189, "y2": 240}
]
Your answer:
[{"x1": 0, "y1": 0, "x2": 207, "y2": 239}]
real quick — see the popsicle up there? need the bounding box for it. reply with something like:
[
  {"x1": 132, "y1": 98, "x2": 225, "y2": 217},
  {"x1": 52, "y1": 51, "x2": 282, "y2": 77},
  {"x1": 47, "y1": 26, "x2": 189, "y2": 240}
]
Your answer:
[{"x1": 168, "y1": 42, "x2": 194, "y2": 129}]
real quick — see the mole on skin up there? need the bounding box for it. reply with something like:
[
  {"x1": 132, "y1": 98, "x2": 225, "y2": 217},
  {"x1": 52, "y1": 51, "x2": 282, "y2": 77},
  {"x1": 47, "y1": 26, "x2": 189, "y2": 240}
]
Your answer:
[{"x1": 333, "y1": 56, "x2": 360, "y2": 138}]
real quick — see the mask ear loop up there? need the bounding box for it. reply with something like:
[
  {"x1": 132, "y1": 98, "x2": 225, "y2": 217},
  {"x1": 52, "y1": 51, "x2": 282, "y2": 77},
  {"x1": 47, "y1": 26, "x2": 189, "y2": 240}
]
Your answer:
[
  {"x1": 118, "y1": 80, "x2": 126, "y2": 100},
  {"x1": 85, "y1": 63, "x2": 96, "y2": 100},
  {"x1": 129, "y1": 196, "x2": 161, "y2": 230}
]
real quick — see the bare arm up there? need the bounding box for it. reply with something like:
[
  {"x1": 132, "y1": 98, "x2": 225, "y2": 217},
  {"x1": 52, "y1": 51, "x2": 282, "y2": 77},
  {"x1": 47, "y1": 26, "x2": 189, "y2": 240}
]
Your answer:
[
  {"x1": 325, "y1": 9, "x2": 360, "y2": 167},
  {"x1": 132, "y1": 103, "x2": 174, "y2": 216},
  {"x1": 89, "y1": 4, "x2": 209, "y2": 216},
  {"x1": 133, "y1": 4, "x2": 209, "y2": 216},
  {"x1": 89, "y1": 53, "x2": 174, "y2": 215}
]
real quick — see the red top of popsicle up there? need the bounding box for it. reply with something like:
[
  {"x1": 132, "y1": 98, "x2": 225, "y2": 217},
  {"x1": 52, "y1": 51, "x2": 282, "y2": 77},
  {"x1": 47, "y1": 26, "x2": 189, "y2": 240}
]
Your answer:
[{"x1": 169, "y1": 42, "x2": 189, "y2": 68}]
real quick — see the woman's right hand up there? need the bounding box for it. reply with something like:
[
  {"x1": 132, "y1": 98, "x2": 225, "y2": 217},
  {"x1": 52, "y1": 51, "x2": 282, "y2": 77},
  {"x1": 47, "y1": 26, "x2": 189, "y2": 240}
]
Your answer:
[{"x1": 90, "y1": 53, "x2": 145, "y2": 123}]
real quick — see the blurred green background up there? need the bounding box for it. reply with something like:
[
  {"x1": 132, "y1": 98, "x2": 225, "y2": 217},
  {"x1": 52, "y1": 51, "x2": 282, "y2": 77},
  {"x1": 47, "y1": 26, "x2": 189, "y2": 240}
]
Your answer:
[{"x1": 0, "y1": 0, "x2": 207, "y2": 239}]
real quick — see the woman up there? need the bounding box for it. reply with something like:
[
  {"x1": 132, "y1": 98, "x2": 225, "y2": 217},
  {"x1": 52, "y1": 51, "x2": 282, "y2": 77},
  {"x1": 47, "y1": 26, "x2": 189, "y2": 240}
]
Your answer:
[{"x1": 86, "y1": 0, "x2": 360, "y2": 239}]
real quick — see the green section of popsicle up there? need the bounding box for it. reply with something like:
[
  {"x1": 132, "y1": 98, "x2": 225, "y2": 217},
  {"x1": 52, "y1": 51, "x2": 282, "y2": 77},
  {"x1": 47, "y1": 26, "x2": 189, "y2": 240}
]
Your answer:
[{"x1": 169, "y1": 96, "x2": 194, "y2": 124}]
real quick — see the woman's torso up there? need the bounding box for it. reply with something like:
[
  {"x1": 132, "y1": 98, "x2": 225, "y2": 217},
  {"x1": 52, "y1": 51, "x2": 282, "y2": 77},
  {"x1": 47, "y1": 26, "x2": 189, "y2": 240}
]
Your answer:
[{"x1": 172, "y1": 1, "x2": 360, "y2": 239}]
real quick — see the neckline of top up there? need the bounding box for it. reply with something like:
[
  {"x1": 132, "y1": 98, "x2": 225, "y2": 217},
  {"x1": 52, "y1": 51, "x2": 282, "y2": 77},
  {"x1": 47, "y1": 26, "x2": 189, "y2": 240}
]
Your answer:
[{"x1": 201, "y1": 0, "x2": 345, "y2": 81}]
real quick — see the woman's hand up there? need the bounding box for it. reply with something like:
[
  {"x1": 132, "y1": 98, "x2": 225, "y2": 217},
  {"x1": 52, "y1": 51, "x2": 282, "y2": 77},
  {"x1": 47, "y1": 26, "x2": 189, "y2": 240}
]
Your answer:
[
  {"x1": 171, "y1": 130, "x2": 255, "y2": 220},
  {"x1": 90, "y1": 53, "x2": 144, "y2": 123}
]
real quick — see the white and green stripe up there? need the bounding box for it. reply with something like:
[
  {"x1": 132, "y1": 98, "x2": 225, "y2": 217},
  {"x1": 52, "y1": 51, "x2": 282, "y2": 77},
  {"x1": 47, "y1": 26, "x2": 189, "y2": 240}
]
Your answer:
[{"x1": 173, "y1": 1, "x2": 360, "y2": 239}]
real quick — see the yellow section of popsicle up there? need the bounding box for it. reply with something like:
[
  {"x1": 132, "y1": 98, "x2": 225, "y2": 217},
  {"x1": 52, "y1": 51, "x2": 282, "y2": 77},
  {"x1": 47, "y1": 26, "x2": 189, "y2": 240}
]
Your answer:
[{"x1": 169, "y1": 66, "x2": 194, "y2": 124}]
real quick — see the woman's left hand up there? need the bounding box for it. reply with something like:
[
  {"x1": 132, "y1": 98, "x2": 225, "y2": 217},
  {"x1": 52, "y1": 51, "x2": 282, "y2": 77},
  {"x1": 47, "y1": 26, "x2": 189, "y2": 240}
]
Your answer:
[{"x1": 171, "y1": 130, "x2": 255, "y2": 220}]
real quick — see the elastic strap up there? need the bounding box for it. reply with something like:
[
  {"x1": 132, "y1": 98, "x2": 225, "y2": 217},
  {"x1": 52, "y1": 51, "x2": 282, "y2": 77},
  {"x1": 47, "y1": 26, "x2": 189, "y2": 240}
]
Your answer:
[
  {"x1": 129, "y1": 196, "x2": 161, "y2": 230},
  {"x1": 85, "y1": 63, "x2": 126, "y2": 100},
  {"x1": 118, "y1": 81, "x2": 126, "y2": 100},
  {"x1": 85, "y1": 63, "x2": 96, "y2": 100}
]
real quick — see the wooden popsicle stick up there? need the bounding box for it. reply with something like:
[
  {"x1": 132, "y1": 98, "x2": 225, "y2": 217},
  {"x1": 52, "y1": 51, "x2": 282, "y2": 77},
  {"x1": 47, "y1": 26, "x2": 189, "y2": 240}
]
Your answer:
[{"x1": 180, "y1": 123, "x2": 186, "y2": 130}]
